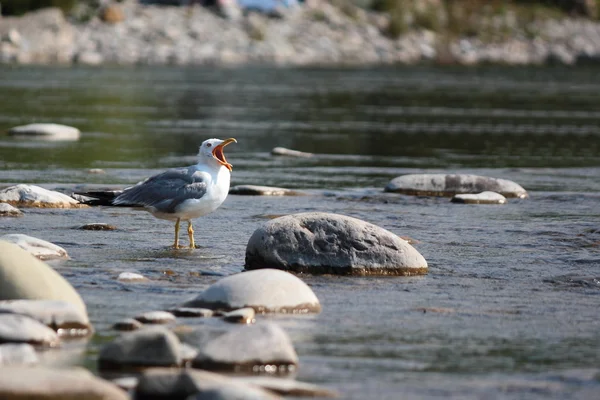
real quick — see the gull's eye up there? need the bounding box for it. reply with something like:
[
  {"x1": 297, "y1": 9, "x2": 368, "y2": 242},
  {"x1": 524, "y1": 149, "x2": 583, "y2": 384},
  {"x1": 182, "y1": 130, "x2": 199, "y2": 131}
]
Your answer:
[{"x1": 206, "y1": 143, "x2": 212, "y2": 148}]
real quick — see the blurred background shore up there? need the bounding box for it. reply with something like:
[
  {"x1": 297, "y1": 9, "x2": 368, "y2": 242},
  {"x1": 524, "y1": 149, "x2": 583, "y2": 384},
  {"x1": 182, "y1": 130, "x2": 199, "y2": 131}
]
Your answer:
[{"x1": 1, "y1": 0, "x2": 600, "y2": 67}]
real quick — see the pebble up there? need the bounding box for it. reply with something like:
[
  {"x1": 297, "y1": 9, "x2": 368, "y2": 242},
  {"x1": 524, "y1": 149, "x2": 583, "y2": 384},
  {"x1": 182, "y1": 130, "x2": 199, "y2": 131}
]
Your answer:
[
  {"x1": 8, "y1": 123, "x2": 81, "y2": 140},
  {"x1": 0, "y1": 366, "x2": 129, "y2": 400},
  {"x1": 0, "y1": 234, "x2": 68, "y2": 260},
  {"x1": 98, "y1": 326, "x2": 185, "y2": 371},
  {"x1": 182, "y1": 269, "x2": 321, "y2": 314},
  {"x1": 0, "y1": 343, "x2": 39, "y2": 366},
  {"x1": 135, "y1": 311, "x2": 176, "y2": 324},
  {"x1": 384, "y1": 174, "x2": 528, "y2": 198},
  {"x1": 80, "y1": 223, "x2": 117, "y2": 231},
  {"x1": 192, "y1": 322, "x2": 298, "y2": 374},
  {"x1": 0, "y1": 241, "x2": 88, "y2": 314},
  {"x1": 117, "y1": 272, "x2": 148, "y2": 282},
  {"x1": 0, "y1": 313, "x2": 60, "y2": 347},
  {"x1": 168, "y1": 307, "x2": 214, "y2": 318},
  {"x1": 0, "y1": 184, "x2": 83, "y2": 208},
  {"x1": 451, "y1": 191, "x2": 508, "y2": 205},
  {"x1": 112, "y1": 318, "x2": 143, "y2": 332},
  {"x1": 223, "y1": 307, "x2": 256, "y2": 324},
  {"x1": 229, "y1": 185, "x2": 304, "y2": 196},
  {"x1": 245, "y1": 212, "x2": 428, "y2": 276},
  {"x1": 271, "y1": 147, "x2": 314, "y2": 157},
  {"x1": 0, "y1": 203, "x2": 23, "y2": 217}
]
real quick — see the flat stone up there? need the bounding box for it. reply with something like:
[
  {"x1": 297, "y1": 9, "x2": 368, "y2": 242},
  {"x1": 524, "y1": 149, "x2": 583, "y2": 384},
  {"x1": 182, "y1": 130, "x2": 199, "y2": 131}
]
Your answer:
[
  {"x1": 229, "y1": 185, "x2": 303, "y2": 196},
  {"x1": 0, "y1": 344, "x2": 39, "y2": 366},
  {"x1": 271, "y1": 147, "x2": 313, "y2": 158},
  {"x1": 0, "y1": 300, "x2": 91, "y2": 338},
  {"x1": 0, "y1": 184, "x2": 84, "y2": 208},
  {"x1": 117, "y1": 272, "x2": 148, "y2": 282},
  {"x1": 0, "y1": 234, "x2": 68, "y2": 260},
  {"x1": 384, "y1": 174, "x2": 528, "y2": 198},
  {"x1": 182, "y1": 269, "x2": 321, "y2": 314},
  {"x1": 0, "y1": 203, "x2": 22, "y2": 217},
  {"x1": 451, "y1": 191, "x2": 507, "y2": 205},
  {"x1": 135, "y1": 368, "x2": 280, "y2": 400},
  {"x1": 0, "y1": 242, "x2": 87, "y2": 314},
  {"x1": 245, "y1": 213, "x2": 428, "y2": 276},
  {"x1": 135, "y1": 311, "x2": 176, "y2": 324},
  {"x1": 168, "y1": 307, "x2": 214, "y2": 318},
  {"x1": 223, "y1": 307, "x2": 256, "y2": 324},
  {"x1": 87, "y1": 168, "x2": 106, "y2": 174},
  {"x1": 232, "y1": 376, "x2": 339, "y2": 397},
  {"x1": 0, "y1": 313, "x2": 59, "y2": 347},
  {"x1": 0, "y1": 366, "x2": 129, "y2": 400},
  {"x1": 98, "y1": 326, "x2": 183, "y2": 371},
  {"x1": 80, "y1": 223, "x2": 117, "y2": 231},
  {"x1": 113, "y1": 318, "x2": 143, "y2": 332},
  {"x1": 8, "y1": 123, "x2": 81, "y2": 140},
  {"x1": 192, "y1": 322, "x2": 298, "y2": 374}
]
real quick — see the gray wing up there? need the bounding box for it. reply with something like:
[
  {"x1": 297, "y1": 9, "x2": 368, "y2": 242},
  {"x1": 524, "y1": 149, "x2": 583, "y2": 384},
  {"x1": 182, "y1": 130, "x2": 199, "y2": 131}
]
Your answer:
[{"x1": 113, "y1": 167, "x2": 207, "y2": 214}]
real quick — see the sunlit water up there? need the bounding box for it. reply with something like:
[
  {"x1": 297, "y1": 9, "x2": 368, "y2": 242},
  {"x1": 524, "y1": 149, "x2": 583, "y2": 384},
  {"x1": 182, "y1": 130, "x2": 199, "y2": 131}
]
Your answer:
[{"x1": 0, "y1": 65, "x2": 599, "y2": 399}]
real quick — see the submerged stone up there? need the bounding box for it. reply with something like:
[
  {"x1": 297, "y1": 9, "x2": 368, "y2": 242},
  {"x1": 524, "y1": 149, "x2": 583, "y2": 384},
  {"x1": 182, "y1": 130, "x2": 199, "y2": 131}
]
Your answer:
[
  {"x1": 0, "y1": 234, "x2": 69, "y2": 260},
  {"x1": 113, "y1": 318, "x2": 143, "y2": 332},
  {"x1": 0, "y1": 313, "x2": 60, "y2": 347},
  {"x1": 118, "y1": 272, "x2": 148, "y2": 282},
  {"x1": 135, "y1": 311, "x2": 176, "y2": 325},
  {"x1": 8, "y1": 123, "x2": 81, "y2": 140},
  {"x1": 80, "y1": 223, "x2": 117, "y2": 230},
  {"x1": 0, "y1": 184, "x2": 84, "y2": 208},
  {"x1": 229, "y1": 185, "x2": 304, "y2": 196},
  {"x1": 0, "y1": 203, "x2": 22, "y2": 217},
  {"x1": 384, "y1": 174, "x2": 528, "y2": 198},
  {"x1": 168, "y1": 307, "x2": 214, "y2": 318},
  {"x1": 245, "y1": 212, "x2": 428, "y2": 276},
  {"x1": 271, "y1": 147, "x2": 313, "y2": 158},
  {"x1": 181, "y1": 269, "x2": 321, "y2": 314},
  {"x1": 223, "y1": 307, "x2": 256, "y2": 324},
  {"x1": 451, "y1": 191, "x2": 507, "y2": 204},
  {"x1": 192, "y1": 322, "x2": 298, "y2": 374}
]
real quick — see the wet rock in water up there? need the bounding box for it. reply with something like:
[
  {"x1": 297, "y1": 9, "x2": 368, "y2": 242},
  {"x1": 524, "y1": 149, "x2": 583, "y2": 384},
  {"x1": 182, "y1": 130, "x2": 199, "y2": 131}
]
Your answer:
[
  {"x1": 181, "y1": 269, "x2": 321, "y2": 314},
  {"x1": 87, "y1": 168, "x2": 106, "y2": 174},
  {"x1": 0, "y1": 366, "x2": 129, "y2": 400},
  {"x1": 0, "y1": 184, "x2": 84, "y2": 208},
  {"x1": 113, "y1": 318, "x2": 143, "y2": 332},
  {"x1": 168, "y1": 307, "x2": 214, "y2": 318},
  {"x1": 0, "y1": 234, "x2": 68, "y2": 260},
  {"x1": 0, "y1": 300, "x2": 91, "y2": 338},
  {"x1": 245, "y1": 213, "x2": 428, "y2": 276},
  {"x1": 75, "y1": 51, "x2": 104, "y2": 66},
  {"x1": 229, "y1": 185, "x2": 304, "y2": 196},
  {"x1": 384, "y1": 174, "x2": 528, "y2": 198},
  {"x1": 80, "y1": 223, "x2": 117, "y2": 231},
  {"x1": 135, "y1": 311, "x2": 176, "y2": 325},
  {"x1": 0, "y1": 242, "x2": 87, "y2": 314},
  {"x1": 0, "y1": 203, "x2": 22, "y2": 217},
  {"x1": 271, "y1": 147, "x2": 313, "y2": 158},
  {"x1": 0, "y1": 344, "x2": 39, "y2": 366},
  {"x1": 98, "y1": 326, "x2": 184, "y2": 370},
  {"x1": 117, "y1": 272, "x2": 148, "y2": 282},
  {"x1": 0, "y1": 313, "x2": 60, "y2": 347},
  {"x1": 192, "y1": 322, "x2": 298, "y2": 374},
  {"x1": 451, "y1": 191, "x2": 507, "y2": 205},
  {"x1": 232, "y1": 376, "x2": 339, "y2": 398},
  {"x1": 7, "y1": 123, "x2": 81, "y2": 140},
  {"x1": 223, "y1": 307, "x2": 256, "y2": 324},
  {"x1": 135, "y1": 368, "x2": 281, "y2": 400}
]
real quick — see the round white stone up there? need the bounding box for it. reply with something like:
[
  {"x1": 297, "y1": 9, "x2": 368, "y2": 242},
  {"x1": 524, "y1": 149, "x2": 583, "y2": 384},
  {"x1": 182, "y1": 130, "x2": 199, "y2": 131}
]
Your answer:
[
  {"x1": 451, "y1": 191, "x2": 507, "y2": 204},
  {"x1": 0, "y1": 184, "x2": 81, "y2": 208},
  {"x1": 8, "y1": 123, "x2": 81, "y2": 140}
]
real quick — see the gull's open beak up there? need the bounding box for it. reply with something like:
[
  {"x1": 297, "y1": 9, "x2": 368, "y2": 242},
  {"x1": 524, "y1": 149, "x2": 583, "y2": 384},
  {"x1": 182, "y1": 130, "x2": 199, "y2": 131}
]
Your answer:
[{"x1": 212, "y1": 138, "x2": 237, "y2": 171}]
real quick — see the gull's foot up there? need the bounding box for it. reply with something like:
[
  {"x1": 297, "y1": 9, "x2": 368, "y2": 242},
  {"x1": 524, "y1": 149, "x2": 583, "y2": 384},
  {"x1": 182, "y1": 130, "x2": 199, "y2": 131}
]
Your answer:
[{"x1": 171, "y1": 244, "x2": 186, "y2": 250}]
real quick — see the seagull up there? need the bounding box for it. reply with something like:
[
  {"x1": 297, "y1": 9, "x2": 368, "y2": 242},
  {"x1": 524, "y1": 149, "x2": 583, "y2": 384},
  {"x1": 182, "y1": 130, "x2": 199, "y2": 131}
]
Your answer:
[{"x1": 79, "y1": 138, "x2": 237, "y2": 249}]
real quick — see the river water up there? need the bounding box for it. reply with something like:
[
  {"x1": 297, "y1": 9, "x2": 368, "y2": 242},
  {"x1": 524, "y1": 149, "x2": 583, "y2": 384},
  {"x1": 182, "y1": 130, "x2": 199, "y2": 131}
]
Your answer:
[{"x1": 0, "y1": 65, "x2": 599, "y2": 399}]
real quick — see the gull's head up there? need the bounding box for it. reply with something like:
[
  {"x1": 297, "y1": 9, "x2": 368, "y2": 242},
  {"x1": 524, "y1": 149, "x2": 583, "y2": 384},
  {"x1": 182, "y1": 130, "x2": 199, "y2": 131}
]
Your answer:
[{"x1": 198, "y1": 138, "x2": 237, "y2": 171}]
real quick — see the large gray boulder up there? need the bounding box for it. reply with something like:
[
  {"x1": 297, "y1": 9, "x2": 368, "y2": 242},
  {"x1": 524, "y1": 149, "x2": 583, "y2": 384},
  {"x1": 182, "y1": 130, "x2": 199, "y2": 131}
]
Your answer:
[
  {"x1": 181, "y1": 269, "x2": 321, "y2": 314},
  {"x1": 0, "y1": 184, "x2": 83, "y2": 208},
  {"x1": 245, "y1": 213, "x2": 428, "y2": 276},
  {"x1": 384, "y1": 174, "x2": 528, "y2": 198},
  {"x1": 0, "y1": 242, "x2": 88, "y2": 315},
  {"x1": 0, "y1": 313, "x2": 59, "y2": 347}
]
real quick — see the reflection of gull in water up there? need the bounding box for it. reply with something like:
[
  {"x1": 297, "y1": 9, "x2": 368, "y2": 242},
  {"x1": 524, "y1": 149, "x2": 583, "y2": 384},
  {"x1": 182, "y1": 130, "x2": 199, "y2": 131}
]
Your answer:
[{"x1": 81, "y1": 138, "x2": 237, "y2": 249}]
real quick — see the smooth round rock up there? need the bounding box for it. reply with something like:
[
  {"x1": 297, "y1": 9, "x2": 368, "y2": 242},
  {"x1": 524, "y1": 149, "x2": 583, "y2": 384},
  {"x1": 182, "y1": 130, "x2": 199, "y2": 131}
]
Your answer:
[
  {"x1": 0, "y1": 344, "x2": 39, "y2": 366},
  {"x1": 223, "y1": 308, "x2": 256, "y2": 324},
  {"x1": 8, "y1": 123, "x2": 81, "y2": 140},
  {"x1": 0, "y1": 313, "x2": 60, "y2": 347},
  {"x1": 192, "y1": 322, "x2": 298, "y2": 374},
  {"x1": 229, "y1": 185, "x2": 303, "y2": 196},
  {"x1": 168, "y1": 307, "x2": 214, "y2": 318},
  {"x1": 0, "y1": 203, "x2": 22, "y2": 217},
  {"x1": 182, "y1": 269, "x2": 321, "y2": 314},
  {"x1": 0, "y1": 242, "x2": 87, "y2": 314},
  {"x1": 384, "y1": 174, "x2": 528, "y2": 198},
  {"x1": 0, "y1": 234, "x2": 68, "y2": 260},
  {"x1": 117, "y1": 272, "x2": 148, "y2": 282},
  {"x1": 0, "y1": 300, "x2": 91, "y2": 337},
  {"x1": 98, "y1": 326, "x2": 183, "y2": 371},
  {"x1": 245, "y1": 213, "x2": 428, "y2": 276},
  {"x1": 0, "y1": 366, "x2": 129, "y2": 400},
  {"x1": 0, "y1": 184, "x2": 83, "y2": 208},
  {"x1": 135, "y1": 311, "x2": 176, "y2": 324},
  {"x1": 80, "y1": 223, "x2": 117, "y2": 231},
  {"x1": 451, "y1": 191, "x2": 507, "y2": 205},
  {"x1": 271, "y1": 147, "x2": 313, "y2": 158},
  {"x1": 113, "y1": 318, "x2": 143, "y2": 332}
]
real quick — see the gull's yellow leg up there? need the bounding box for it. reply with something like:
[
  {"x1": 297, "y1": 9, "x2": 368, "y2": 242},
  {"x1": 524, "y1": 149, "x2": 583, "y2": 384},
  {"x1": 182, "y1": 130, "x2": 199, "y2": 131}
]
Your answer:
[
  {"x1": 187, "y1": 220, "x2": 195, "y2": 249},
  {"x1": 173, "y1": 218, "x2": 181, "y2": 249}
]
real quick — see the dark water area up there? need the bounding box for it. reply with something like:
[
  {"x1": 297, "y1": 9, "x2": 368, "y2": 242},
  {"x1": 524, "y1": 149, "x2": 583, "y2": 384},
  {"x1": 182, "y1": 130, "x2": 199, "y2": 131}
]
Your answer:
[{"x1": 0, "y1": 65, "x2": 599, "y2": 399}]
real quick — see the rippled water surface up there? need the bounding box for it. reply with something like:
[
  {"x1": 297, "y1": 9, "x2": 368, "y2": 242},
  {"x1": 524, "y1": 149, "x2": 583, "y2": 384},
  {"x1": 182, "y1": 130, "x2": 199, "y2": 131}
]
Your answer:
[{"x1": 1, "y1": 66, "x2": 599, "y2": 399}]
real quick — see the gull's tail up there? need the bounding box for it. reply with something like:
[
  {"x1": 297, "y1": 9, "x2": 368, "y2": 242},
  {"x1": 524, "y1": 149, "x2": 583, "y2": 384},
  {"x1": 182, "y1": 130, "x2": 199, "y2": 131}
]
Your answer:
[{"x1": 72, "y1": 189, "x2": 127, "y2": 206}]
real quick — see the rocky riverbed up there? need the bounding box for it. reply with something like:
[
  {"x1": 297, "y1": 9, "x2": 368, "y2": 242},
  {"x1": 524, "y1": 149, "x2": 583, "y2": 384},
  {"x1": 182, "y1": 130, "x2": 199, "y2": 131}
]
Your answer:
[{"x1": 2, "y1": 0, "x2": 600, "y2": 66}]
